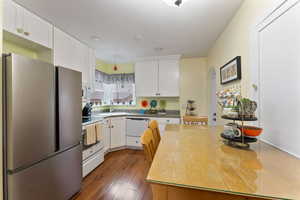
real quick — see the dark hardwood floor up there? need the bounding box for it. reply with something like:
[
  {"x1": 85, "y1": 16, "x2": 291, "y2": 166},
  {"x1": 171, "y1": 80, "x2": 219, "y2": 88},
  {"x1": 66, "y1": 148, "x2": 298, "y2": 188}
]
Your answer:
[{"x1": 74, "y1": 149, "x2": 153, "y2": 200}]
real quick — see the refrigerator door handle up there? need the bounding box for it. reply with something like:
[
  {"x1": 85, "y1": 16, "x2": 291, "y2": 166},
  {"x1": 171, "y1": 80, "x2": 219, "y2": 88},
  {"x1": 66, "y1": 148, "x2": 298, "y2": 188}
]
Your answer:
[{"x1": 55, "y1": 68, "x2": 60, "y2": 152}]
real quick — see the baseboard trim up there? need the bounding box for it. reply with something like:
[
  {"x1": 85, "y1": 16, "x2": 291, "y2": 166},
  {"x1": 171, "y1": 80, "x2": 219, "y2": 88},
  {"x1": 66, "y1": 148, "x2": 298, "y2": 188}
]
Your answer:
[{"x1": 260, "y1": 138, "x2": 300, "y2": 159}]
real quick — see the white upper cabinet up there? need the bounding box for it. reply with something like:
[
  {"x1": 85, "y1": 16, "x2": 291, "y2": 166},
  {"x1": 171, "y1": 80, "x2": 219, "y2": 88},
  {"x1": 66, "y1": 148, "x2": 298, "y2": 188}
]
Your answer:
[
  {"x1": 158, "y1": 59, "x2": 180, "y2": 97},
  {"x1": 54, "y1": 27, "x2": 73, "y2": 68},
  {"x1": 4, "y1": 0, "x2": 53, "y2": 49},
  {"x1": 54, "y1": 27, "x2": 95, "y2": 88},
  {"x1": 22, "y1": 9, "x2": 53, "y2": 49},
  {"x1": 88, "y1": 48, "x2": 96, "y2": 90},
  {"x1": 3, "y1": 0, "x2": 19, "y2": 35},
  {"x1": 135, "y1": 60, "x2": 159, "y2": 97},
  {"x1": 135, "y1": 56, "x2": 180, "y2": 97}
]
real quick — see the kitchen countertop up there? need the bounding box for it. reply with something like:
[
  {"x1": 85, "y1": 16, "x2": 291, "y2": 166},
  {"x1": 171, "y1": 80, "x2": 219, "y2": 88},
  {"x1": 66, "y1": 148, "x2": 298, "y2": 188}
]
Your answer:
[
  {"x1": 82, "y1": 112, "x2": 181, "y2": 126},
  {"x1": 146, "y1": 124, "x2": 300, "y2": 200}
]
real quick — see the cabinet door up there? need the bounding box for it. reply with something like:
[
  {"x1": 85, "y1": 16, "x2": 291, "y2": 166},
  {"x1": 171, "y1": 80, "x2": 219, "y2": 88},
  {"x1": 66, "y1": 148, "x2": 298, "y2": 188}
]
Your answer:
[
  {"x1": 70, "y1": 38, "x2": 83, "y2": 71},
  {"x1": 54, "y1": 28, "x2": 73, "y2": 68},
  {"x1": 110, "y1": 118, "x2": 126, "y2": 149},
  {"x1": 79, "y1": 44, "x2": 90, "y2": 85},
  {"x1": 103, "y1": 120, "x2": 111, "y2": 152},
  {"x1": 88, "y1": 48, "x2": 96, "y2": 90},
  {"x1": 158, "y1": 59, "x2": 180, "y2": 96},
  {"x1": 22, "y1": 7, "x2": 53, "y2": 48},
  {"x1": 3, "y1": 0, "x2": 22, "y2": 35},
  {"x1": 135, "y1": 60, "x2": 159, "y2": 97}
]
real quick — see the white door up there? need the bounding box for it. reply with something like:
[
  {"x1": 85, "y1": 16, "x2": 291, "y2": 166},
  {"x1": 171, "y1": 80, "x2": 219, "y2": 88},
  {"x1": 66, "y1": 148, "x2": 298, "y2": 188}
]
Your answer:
[
  {"x1": 254, "y1": 0, "x2": 300, "y2": 157},
  {"x1": 110, "y1": 118, "x2": 126, "y2": 149},
  {"x1": 135, "y1": 60, "x2": 159, "y2": 96},
  {"x1": 158, "y1": 59, "x2": 180, "y2": 97},
  {"x1": 209, "y1": 70, "x2": 217, "y2": 126}
]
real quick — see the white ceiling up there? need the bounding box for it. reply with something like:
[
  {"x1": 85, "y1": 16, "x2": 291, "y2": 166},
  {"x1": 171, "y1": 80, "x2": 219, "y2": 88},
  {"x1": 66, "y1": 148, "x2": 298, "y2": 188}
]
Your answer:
[{"x1": 15, "y1": 0, "x2": 243, "y2": 63}]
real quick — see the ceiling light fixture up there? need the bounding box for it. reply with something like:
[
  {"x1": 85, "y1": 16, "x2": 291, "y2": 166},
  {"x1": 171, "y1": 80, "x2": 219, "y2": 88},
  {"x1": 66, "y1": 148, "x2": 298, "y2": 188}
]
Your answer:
[
  {"x1": 162, "y1": 0, "x2": 188, "y2": 7},
  {"x1": 91, "y1": 36, "x2": 101, "y2": 41}
]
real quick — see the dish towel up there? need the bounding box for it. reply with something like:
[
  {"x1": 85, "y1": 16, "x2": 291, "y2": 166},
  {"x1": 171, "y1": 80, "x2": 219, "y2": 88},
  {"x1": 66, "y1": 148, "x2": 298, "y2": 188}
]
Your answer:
[
  {"x1": 95, "y1": 123, "x2": 103, "y2": 141},
  {"x1": 84, "y1": 124, "x2": 97, "y2": 146}
]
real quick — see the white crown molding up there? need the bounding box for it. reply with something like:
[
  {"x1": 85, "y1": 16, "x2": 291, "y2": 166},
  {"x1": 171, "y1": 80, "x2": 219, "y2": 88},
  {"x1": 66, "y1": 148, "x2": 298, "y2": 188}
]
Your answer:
[{"x1": 136, "y1": 55, "x2": 182, "y2": 62}]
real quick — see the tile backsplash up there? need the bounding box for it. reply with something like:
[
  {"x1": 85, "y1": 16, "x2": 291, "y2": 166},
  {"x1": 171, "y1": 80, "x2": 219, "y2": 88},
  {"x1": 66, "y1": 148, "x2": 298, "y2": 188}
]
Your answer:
[{"x1": 89, "y1": 97, "x2": 180, "y2": 112}]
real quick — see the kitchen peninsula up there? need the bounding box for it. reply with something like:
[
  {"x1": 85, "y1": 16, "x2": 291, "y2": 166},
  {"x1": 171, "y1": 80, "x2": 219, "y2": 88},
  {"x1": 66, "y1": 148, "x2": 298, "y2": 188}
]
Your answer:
[{"x1": 147, "y1": 125, "x2": 300, "y2": 200}]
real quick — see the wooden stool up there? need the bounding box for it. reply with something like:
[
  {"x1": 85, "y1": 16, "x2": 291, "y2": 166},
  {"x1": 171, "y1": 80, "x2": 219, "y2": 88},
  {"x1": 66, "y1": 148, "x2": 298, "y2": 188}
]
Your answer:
[
  {"x1": 141, "y1": 129, "x2": 156, "y2": 163},
  {"x1": 149, "y1": 120, "x2": 161, "y2": 151},
  {"x1": 183, "y1": 116, "x2": 208, "y2": 125}
]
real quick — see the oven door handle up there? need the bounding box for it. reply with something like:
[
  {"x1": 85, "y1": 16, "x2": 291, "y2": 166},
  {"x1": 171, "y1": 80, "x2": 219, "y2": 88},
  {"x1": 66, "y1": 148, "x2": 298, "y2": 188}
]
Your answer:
[{"x1": 127, "y1": 118, "x2": 149, "y2": 121}]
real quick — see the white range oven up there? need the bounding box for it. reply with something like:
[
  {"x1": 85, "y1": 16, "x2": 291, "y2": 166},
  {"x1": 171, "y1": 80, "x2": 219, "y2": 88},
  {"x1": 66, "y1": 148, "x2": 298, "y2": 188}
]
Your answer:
[{"x1": 82, "y1": 120, "x2": 105, "y2": 178}]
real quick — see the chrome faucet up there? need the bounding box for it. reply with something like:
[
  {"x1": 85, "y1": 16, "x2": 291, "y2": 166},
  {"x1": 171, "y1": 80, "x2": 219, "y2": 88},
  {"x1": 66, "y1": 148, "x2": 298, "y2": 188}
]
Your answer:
[{"x1": 110, "y1": 107, "x2": 115, "y2": 113}]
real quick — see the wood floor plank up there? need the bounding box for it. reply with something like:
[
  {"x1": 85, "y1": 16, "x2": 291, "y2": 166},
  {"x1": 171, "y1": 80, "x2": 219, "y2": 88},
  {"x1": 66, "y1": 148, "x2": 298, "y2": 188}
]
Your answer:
[{"x1": 74, "y1": 149, "x2": 152, "y2": 200}]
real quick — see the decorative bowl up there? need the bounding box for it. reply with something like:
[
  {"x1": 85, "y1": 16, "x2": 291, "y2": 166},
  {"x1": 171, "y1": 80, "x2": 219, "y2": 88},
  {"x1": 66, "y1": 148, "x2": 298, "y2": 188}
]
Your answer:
[{"x1": 241, "y1": 126, "x2": 263, "y2": 137}]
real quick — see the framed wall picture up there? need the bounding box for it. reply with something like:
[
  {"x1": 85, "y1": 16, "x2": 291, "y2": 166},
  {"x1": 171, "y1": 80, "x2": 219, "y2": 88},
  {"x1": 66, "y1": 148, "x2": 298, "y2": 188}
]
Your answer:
[{"x1": 220, "y1": 56, "x2": 241, "y2": 84}]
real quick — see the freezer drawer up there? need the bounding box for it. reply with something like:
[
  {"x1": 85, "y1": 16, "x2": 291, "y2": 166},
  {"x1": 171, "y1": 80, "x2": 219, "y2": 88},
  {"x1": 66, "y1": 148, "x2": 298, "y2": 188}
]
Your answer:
[{"x1": 8, "y1": 145, "x2": 82, "y2": 200}]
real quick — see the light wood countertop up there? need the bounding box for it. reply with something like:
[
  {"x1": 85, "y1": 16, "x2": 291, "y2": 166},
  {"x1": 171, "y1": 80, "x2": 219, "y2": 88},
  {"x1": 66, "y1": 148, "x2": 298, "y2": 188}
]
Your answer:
[{"x1": 146, "y1": 125, "x2": 300, "y2": 200}]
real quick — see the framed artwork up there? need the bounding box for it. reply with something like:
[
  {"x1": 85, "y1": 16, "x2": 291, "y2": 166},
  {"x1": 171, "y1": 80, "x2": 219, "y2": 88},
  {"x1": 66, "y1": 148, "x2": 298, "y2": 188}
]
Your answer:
[{"x1": 220, "y1": 56, "x2": 241, "y2": 84}]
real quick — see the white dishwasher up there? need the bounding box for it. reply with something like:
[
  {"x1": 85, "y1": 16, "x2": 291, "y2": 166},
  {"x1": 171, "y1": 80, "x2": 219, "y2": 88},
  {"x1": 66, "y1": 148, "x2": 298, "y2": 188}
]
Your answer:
[{"x1": 126, "y1": 118, "x2": 149, "y2": 147}]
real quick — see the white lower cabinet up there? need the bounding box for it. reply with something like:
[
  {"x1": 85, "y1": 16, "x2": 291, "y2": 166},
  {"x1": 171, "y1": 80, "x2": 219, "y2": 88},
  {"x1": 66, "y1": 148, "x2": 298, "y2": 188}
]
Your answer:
[
  {"x1": 126, "y1": 136, "x2": 141, "y2": 147},
  {"x1": 103, "y1": 119, "x2": 111, "y2": 153},
  {"x1": 110, "y1": 117, "x2": 126, "y2": 149}
]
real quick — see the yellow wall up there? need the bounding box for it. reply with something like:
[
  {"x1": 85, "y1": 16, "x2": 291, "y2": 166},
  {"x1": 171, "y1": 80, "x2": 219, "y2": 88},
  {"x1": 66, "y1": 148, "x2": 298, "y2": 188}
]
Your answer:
[
  {"x1": 0, "y1": 0, "x2": 3, "y2": 198},
  {"x1": 180, "y1": 58, "x2": 208, "y2": 117},
  {"x1": 207, "y1": 0, "x2": 275, "y2": 124},
  {"x1": 3, "y1": 40, "x2": 38, "y2": 59}
]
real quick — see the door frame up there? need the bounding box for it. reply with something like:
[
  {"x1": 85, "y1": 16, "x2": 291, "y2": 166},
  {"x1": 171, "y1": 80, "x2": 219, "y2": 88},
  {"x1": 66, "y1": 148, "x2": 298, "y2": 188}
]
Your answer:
[{"x1": 209, "y1": 68, "x2": 217, "y2": 126}]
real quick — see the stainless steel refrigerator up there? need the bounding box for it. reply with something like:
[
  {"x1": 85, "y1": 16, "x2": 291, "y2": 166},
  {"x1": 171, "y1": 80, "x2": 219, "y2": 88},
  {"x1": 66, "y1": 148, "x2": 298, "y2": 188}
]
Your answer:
[{"x1": 2, "y1": 54, "x2": 82, "y2": 200}]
